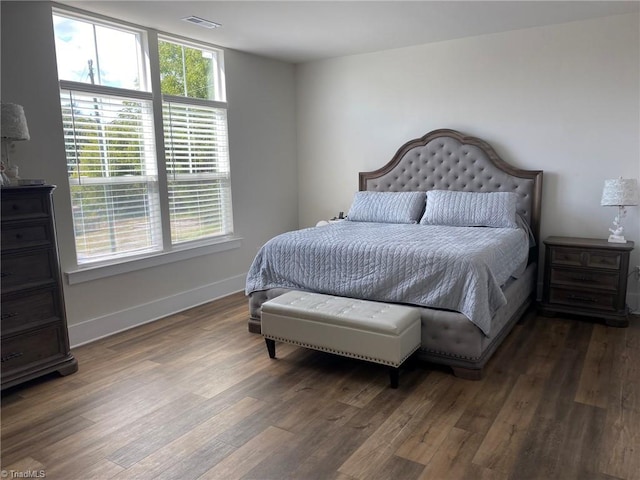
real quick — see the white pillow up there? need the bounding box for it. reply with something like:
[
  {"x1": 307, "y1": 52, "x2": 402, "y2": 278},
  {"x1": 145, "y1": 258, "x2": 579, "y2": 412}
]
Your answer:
[
  {"x1": 420, "y1": 190, "x2": 518, "y2": 228},
  {"x1": 347, "y1": 191, "x2": 425, "y2": 224}
]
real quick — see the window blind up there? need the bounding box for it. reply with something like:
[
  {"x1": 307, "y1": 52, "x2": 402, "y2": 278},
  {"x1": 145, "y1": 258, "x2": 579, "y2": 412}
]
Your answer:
[
  {"x1": 60, "y1": 89, "x2": 162, "y2": 263},
  {"x1": 163, "y1": 100, "x2": 233, "y2": 244},
  {"x1": 54, "y1": 11, "x2": 234, "y2": 268}
]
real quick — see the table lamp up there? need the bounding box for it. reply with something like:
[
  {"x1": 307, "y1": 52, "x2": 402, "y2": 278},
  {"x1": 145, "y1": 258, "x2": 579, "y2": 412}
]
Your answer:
[
  {"x1": 600, "y1": 177, "x2": 639, "y2": 243},
  {"x1": 1, "y1": 103, "x2": 30, "y2": 186}
]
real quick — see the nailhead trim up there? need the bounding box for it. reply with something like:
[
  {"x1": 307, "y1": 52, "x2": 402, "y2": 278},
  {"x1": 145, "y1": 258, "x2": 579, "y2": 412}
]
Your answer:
[
  {"x1": 264, "y1": 334, "x2": 420, "y2": 367},
  {"x1": 418, "y1": 347, "x2": 480, "y2": 361}
]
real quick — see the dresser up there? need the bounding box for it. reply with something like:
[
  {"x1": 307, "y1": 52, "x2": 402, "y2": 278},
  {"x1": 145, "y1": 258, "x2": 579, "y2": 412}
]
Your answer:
[
  {"x1": 1, "y1": 185, "x2": 77, "y2": 389},
  {"x1": 540, "y1": 236, "x2": 634, "y2": 327}
]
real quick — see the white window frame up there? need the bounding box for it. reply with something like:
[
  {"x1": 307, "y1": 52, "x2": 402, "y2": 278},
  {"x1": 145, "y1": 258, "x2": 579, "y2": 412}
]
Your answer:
[{"x1": 54, "y1": 7, "x2": 240, "y2": 284}]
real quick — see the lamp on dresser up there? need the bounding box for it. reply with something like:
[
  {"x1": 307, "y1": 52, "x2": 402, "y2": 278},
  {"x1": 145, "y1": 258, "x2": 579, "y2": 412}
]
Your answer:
[
  {"x1": 600, "y1": 177, "x2": 639, "y2": 243},
  {"x1": 1, "y1": 102, "x2": 30, "y2": 186}
]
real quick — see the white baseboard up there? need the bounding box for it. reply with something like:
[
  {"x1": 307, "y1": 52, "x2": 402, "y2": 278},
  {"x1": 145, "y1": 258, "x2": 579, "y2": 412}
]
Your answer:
[{"x1": 68, "y1": 273, "x2": 247, "y2": 347}]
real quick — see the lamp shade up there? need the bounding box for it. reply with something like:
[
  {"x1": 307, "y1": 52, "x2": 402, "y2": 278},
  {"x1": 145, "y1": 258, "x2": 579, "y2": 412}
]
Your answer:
[
  {"x1": 600, "y1": 178, "x2": 639, "y2": 206},
  {"x1": 1, "y1": 103, "x2": 30, "y2": 141}
]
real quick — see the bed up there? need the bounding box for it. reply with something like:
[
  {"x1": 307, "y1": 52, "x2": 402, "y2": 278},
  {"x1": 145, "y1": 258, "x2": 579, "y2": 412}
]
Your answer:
[{"x1": 246, "y1": 129, "x2": 542, "y2": 379}]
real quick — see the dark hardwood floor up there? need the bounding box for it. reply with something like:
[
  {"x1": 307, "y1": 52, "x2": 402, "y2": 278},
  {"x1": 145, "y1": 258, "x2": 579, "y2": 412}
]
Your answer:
[{"x1": 1, "y1": 292, "x2": 639, "y2": 479}]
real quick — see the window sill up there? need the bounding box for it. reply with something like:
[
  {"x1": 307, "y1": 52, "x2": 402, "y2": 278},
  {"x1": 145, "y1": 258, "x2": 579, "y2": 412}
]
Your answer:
[{"x1": 65, "y1": 236, "x2": 243, "y2": 285}]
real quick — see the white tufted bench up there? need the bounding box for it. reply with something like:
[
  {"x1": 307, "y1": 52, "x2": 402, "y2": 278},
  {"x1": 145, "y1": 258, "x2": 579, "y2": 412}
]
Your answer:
[{"x1": 261, "y1": 291, "x2": 421, "y2": 388}]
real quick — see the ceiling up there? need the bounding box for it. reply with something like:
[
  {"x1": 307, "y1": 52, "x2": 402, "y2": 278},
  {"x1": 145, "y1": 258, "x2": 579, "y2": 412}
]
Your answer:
[{"x1": 59, "y1": 1, "x2": 640, "y2": 64}]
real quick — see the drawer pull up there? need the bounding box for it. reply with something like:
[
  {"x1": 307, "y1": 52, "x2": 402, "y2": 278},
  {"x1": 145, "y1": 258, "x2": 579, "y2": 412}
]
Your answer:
[
  {"x1": 574, "y1": 275, "x2": 594, "y2": 282},
  {"x1": 1, "y1": 312, "x2": 18, "y2": 320},
  {"x1": 1, "y1": 351, "x2": 24, "y2": 363},
  {"x1": 568, "y1": 294, "x2": 598, "y2": 303}
]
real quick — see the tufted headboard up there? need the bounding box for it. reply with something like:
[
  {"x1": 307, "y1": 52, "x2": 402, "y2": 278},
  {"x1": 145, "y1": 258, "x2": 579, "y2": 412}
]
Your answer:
[{"x1": 359, "y1": 129, "x2": 543, "y2": 248}]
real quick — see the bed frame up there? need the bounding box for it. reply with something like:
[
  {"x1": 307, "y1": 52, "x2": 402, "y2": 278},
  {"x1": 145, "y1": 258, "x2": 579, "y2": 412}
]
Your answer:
[{"x1": 248, "y1": 129, "x2": 542, "y2": 379}]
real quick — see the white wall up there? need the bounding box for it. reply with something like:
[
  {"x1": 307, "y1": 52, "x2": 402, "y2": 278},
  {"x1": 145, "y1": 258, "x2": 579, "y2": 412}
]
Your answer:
[
  {"x1": 296, "y1": 13, "x2": 640, "y2": 309},
  {"x1": 1, "y1": 1, "x2": 298, "y2": 345}
]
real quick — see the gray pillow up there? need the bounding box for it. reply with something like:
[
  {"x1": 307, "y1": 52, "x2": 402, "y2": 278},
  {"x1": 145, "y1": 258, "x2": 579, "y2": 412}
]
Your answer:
[
  {"x1": 420, "y1": 190, "x2": 518, "y2": 228},
  {"x1": 347, "y1": 191, "x2": 425, "y2": 224}
]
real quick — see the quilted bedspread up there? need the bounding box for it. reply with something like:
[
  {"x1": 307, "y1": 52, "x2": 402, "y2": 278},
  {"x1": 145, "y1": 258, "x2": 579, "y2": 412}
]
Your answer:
[{"x1": 246, "y1": 221, "x2": 529, "y2": 335}]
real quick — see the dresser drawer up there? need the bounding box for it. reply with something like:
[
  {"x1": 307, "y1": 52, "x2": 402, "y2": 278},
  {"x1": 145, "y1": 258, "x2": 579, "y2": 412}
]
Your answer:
[
  {"x1": 1, "y1": 324, "x2": 65, "y2": 374},
  {"x1": 1, "y1": 192, "x2": 49, "y2": 220},
  {"x1": 1, "y1": 249, "x2": 57, "y2": 291},
  {"x1": 549, "y1": 267, "x2": 619, "y2": 291},
  {"x1": 550, "y1": 247, "x2": 621, "y2": 270},
  {"x1": 548, "y1": 287, "x2": 616, "y2": 311},
  {"x1": 1, "y1": 223, "x2": 51, "y2": 251},
  {"x1": 1, "y1": 288, "x2": 60, "y2": 334}
]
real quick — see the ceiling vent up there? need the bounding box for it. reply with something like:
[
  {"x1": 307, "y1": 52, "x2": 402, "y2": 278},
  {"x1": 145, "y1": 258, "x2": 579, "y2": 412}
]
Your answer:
[{"x1": 181, "y1": 16, "x2": 221, "y2": 29}]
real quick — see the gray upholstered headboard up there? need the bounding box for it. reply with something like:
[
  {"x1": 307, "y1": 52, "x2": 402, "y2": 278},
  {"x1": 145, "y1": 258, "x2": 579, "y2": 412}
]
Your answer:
[{"x1": 359, "y1": 129, "x2": 543, "y2": 247}]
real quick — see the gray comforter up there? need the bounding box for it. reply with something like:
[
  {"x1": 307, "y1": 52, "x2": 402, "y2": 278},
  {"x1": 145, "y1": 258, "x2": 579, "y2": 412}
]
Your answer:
[{"x1": 246, "y1": 221, "x2": 529, "y2": 335}]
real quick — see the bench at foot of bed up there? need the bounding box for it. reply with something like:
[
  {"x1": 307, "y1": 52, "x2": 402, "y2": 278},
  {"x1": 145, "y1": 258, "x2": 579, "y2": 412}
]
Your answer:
[{"x1": 261, "y1": 291, "x2": 421, "y2": 388}]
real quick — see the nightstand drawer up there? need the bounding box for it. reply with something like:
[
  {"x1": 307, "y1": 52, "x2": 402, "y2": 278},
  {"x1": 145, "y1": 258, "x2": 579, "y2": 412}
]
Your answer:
[
  {"x1": 1, "y1": 249, "x2": 57, "y2": 291},
  {"x1": 550, "y1": 268, "x2": 619, "y2": 291},
  {"x1": 548, "y1": 287, "x2": 616, "y2": 311},
  {"x1": 585, "y1": 251, "x2": 621, "y2": 270},
  {"x1": 1, "y1": 288, "x2": 60, "y2": 334},
  {"x1": 551, "y1": 247, "x2": 621, "y2": 270},
  {"x1": 550, "y1": 248, "x2": 583, "y2": 267},
  {"x1": 1, "y1": 324, "x2": 65, "y2": 373}
]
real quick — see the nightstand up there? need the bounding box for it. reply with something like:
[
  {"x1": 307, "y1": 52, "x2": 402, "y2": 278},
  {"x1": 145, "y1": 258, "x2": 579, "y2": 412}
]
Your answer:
[{"x1": 540, "y1": 236, "x2": 634, "y2": 327}]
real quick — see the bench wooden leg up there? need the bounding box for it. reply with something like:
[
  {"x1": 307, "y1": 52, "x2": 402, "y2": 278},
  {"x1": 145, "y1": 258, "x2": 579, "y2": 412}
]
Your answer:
[
  {"x1": 389, "y1": 368, "x2": 400, "y2": 389},
  {"x1": 265, "y1": 338, "x2": 276, "y2": 358}
]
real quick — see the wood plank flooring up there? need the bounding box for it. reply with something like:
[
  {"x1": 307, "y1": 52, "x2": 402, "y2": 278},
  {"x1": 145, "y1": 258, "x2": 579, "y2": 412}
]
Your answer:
[{"x1": 2, "y1": 292, "x2": 639, "y2": 480}]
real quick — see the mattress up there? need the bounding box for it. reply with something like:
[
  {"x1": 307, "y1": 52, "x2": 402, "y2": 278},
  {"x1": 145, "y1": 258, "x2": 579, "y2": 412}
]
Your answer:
[{"x1": 246, "y1": 221, "x2": 529, "y2": 335}]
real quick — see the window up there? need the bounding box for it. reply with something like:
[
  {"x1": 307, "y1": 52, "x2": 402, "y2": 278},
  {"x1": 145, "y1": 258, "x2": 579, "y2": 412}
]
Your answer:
[
  {"x1": 53, "y1": 11, "x2": 233, "y2": 266},
  {"x1": 60, "y1": 90, "x2": 160, "y2": 263},
  {"x1": 159, "y1": 38, "x2": 232, "y2": 245}
]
